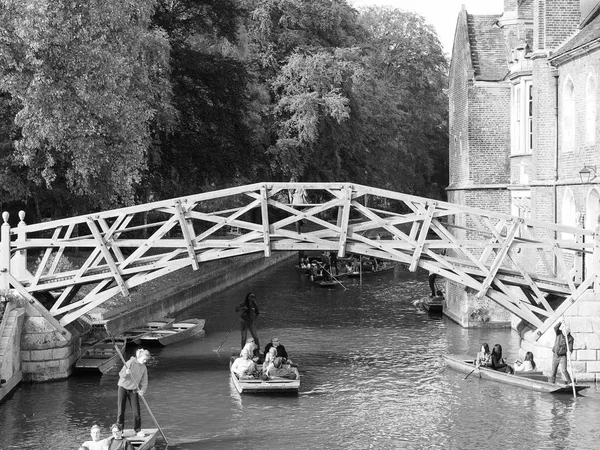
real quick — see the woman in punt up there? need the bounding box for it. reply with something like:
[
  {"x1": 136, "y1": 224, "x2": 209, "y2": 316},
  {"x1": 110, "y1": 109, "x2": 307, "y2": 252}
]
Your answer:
[
  {"x1": 232, "y1": 342, "x2": 259, "y2": 379},
  {"x1": 489, "y1": 344, "x2": 514, "y2": 374},
  {"x1": 475, "y1": 343, "x2": 491, "y2": 368},
  {"x1": 514, "y1": 351, "x2": 537, "y2": 372}
]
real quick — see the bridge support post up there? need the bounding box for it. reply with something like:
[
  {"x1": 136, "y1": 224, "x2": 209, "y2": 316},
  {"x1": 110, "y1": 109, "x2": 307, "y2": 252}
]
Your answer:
[{"x1": 0, "y1": 212, "x2": 10, "y2": 290}]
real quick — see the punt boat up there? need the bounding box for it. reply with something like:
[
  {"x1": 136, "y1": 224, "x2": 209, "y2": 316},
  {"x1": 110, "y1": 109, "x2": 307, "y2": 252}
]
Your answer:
[
  {"x1": 422, "y1": 295, "x2": 444, "y2": 314},
  {"x1": 136, "y1": 318, "x2": 205, "y2": 347},
  {"x1": 121, "y1": 319, "x2": 176, "y2": 345},
  {"x1": 76, "y1": 337, "x2": 127, "y2": 374},
  {"x1": 445, "y1": 354, "x2": 589, "y2": 394},
  {"x1": 229, "y1": 357, "x2": 300, "y2": 394},
  {"x1": 121, "y1": 428, "x2": 158, "y2": 450}
]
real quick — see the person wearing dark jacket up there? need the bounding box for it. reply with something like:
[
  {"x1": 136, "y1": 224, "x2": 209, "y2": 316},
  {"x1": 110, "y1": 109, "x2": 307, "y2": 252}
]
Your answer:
[
  {"x1": 264, "y1": 337, "x2": 289, "y2": 361},
  {"x1": 549, "y1": 321, "x2": 573, "y2": 384},
  {"x1": 105, "y1": 423, "x2": 133, "y2": 450},
  {"x1": 235, "y1": 292, "x2": 261, "y2": 351},
  {"x1": 489, "y1": 344, "x2": 513, "y2": 374}
]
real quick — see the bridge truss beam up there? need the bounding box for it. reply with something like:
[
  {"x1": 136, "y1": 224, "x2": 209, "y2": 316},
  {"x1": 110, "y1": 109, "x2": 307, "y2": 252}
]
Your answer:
[{"x1": 0, "y1": 183, "x2": 596, "y2": 339}]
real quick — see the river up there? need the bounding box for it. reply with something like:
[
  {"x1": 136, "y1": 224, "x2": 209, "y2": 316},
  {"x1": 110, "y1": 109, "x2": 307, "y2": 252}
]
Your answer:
[{"x1": 1, "y1": 260, "x2": 599, "y2": 450}]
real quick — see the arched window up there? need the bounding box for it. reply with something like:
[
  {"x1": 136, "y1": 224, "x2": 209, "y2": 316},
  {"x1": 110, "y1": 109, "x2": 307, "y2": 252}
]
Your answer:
[
  {"x1": 586, "y1": 74, "x2": 596, "y2": 145},
  {"x1": 561, "y1": 188, "x2": 577, "y2": 240},
  {"x1": 562, "y1": 78, "x2": 575, "y2": 152}
]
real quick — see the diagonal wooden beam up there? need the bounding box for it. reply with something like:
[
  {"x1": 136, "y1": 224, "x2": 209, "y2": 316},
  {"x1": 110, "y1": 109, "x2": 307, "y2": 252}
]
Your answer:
[
  {"x1": 476, "y1": 220, "x2": 520, "y2": 299},
  {"x1": 261, "y1": 186, "x2": 271, "y2": 257},
  {"x1": 87, "y1": 217, "x2": 129, "y2": 297},
  {"x1": 175, "y1": 200, "x2": 199, "y2": 270},
  {"x1": 409, "y1": 202, "x2": 436, "y2": 272},
  {"x1": 336, "y1": 186, "x2": 352, "y2": 258}
]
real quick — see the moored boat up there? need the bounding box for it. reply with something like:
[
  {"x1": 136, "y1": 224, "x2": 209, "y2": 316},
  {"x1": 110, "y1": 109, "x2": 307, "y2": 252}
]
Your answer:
[
  {"x1": 76, "y1": 337, "x2": 127, "y2": 374},
  {"x1": 121, "y1": 319, "x2": 176, "y2": 345},
  {"x1": 136, "y1": 318, "x2": 205, "y2": 346},
  {"x1": 423, "y1": 295, "x2": 444, "y2": 314},
  {"x1": 229, "y1": 356, "x2": 300, "y2": 394},
  {"x1": 445, "y1": 354, "x2": 589, "y2": 394}
]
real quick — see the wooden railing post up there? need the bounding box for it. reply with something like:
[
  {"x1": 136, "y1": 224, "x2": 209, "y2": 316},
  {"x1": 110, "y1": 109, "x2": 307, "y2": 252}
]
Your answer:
[
  {"x1": 0, "y1": 212, "x2": 10, "y2": 290},
  {"x1": 12, "y1": 211, "x2": 27, "y2": 280}
]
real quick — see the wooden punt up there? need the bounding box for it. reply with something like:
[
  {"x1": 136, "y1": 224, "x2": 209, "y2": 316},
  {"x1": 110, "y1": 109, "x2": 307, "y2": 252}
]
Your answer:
[
  {"x1": 76, "y1": 337, "x2": 127, "y2": 374},
  {"x1": 346, "y1": 263, "x2": 395, "y2": 278},
  {"x1": 121, "y1": 319, "x2": 176, "y2": 345},
  {"x1": 422, "y1": 296, "x2": 444, "y2": 314},
  {"x1": 445, "y1": 354, "x2": 589, "y2": 394},
  {"x1": 136, "y1": 318, "x2": 205, "y2": 347},
  {"x1": 121, "y1": 428, "x2": 158, "y2": 450},
  {"x1": 229, "y1": 357, "x2": 300, "y2": 394}
]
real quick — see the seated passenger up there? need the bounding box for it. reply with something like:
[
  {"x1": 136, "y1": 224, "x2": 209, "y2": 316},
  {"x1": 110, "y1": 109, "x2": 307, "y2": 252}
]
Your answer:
[
  {"x1": 81, "y1": 424, "x2": 108, "y2": 450},
  {"x1": 514, "y1": 351, "x2": 537, "y2": 372},
  {"x1": 261, "y1": 347, "x2": 278, "y2": 377},
  {"x1": 265, "y1": 356, "x2": 297, "y2": 380},
  {"x1": 232, "y1": 343, "x2": 259, "y2": 379},
  {"x1": 475, "y1": 343, "x2": 491, "y2": 367},
  {"x1": 489, "y1": 344, "x2": 514, "y2": 374},
  {"x1": 264, "y1": 337, "x2": 289, "y2": 362}
]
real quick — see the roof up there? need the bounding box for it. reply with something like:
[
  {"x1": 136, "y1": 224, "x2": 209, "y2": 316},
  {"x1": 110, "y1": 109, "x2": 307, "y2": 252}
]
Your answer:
[
  {"x1": 551, "y1": 10, "x2": 600, "y2": 60},
  {"x1": 467, "y1": 14, "x2": 509, "y2": 81}
]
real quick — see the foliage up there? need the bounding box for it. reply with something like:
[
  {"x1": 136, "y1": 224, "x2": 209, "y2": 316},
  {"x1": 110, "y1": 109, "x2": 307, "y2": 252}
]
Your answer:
[
  {"x1": 0, "y1": 0, "x2": 451, "y2": 218},
  {"x1": 0, "y1": 0, "x2": 175, "y2": 208},
  {"x1": 269, "y1": 47, "x2": 363, "y2": 179}
]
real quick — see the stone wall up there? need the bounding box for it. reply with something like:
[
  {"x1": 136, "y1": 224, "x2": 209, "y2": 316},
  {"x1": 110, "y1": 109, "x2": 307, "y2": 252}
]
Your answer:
[{"x1": 518, "y1": 290, "x2": 600, "y2": 382}]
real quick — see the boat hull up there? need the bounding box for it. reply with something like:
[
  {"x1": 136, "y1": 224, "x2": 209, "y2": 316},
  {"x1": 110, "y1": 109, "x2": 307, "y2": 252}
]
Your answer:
[
  {"x1": 445, "y1": 355, "x2": 589, "y2": 394},
  {"x1": 423, "y1": 296, "x2": 443, "y2": 314},
  {"x1": 138, "y1": 319, "x2": 205, "y2": 347},
  {"x1": 122, "y1": 428, "x2": 158, "y2": 450},
  {"x1": 76, "y1": 338, "x2": 127, "y2": 374},
  {"x1": 230, "y1": 358, "x2": 300, "y2": 394}
]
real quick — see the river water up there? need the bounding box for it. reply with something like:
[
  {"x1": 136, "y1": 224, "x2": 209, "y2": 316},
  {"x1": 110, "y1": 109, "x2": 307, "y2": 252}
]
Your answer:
[{"x1": 1, "y1": 260, "x2": 600, "y2": 450}]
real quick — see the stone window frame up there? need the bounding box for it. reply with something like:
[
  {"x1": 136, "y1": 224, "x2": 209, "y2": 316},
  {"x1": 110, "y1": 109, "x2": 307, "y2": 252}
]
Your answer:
[
  {"x1": 585, "y1": 73, "x2": 596, "y2": 145},
  {"x1": 561, "y1": 187, "x2": 578, "y2": 241},
  {"x1": 562, "y1": 77, "x2": 575, "y2": 153},
  {"x1": 511, "y1": 77, "x2": 533, "y2": 155}
]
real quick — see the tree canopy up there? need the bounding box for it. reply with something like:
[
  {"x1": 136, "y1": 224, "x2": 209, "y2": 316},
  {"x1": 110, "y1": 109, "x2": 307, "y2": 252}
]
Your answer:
[{"x1": 0, "y1": 0, "x2": 449, "y2": 221}]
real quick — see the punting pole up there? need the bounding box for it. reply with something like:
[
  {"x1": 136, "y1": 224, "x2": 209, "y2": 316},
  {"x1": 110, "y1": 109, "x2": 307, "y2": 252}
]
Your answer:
[
  {"x1": 106, "y1": 329, "x2": 170, "y2": 446},
  {"x1": 216, "y1": 314, "x2": 242, "y2": 353},
  {"x1": 318, "y1": 263, "x2": 347, "y2": 290},
  {"x1": 562, "y1": 317, "x2": 577, "y2": 399}
]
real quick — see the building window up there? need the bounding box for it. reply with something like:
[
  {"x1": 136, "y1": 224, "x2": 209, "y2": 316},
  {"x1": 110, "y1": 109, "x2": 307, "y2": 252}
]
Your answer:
[
  {"x1": 511, "y1": 79, "x2": 533, "y2": 154},
  {"x1": 562, "y1": 78, "x2": 575, "y2": 152},
  {"x1": 561, "y1": 188, "x2": 578, "y2": 241},
  {"x1": 586, "y1": 75, "x2": 596, "y2": 145}
]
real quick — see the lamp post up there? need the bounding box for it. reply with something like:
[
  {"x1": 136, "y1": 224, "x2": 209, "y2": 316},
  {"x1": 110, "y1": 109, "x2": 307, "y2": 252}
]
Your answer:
[{"x1": 579, "y1": 165, "x2": 597, "y2": 183}]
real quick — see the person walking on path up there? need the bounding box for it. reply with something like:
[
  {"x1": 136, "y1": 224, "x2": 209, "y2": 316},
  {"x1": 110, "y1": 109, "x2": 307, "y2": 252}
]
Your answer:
[
  {"x1": 117, "y1": 348, "x2": 151, "y2": 437},
  {"x1": 235, "y1": 292, "x2": 261, "y2": 351},
  {"x1": 549, "y1": 321, "x2": 574, "y2": 385}
]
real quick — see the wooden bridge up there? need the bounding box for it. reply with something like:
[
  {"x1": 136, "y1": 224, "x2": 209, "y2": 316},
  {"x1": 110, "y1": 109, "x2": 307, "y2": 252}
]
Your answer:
[{"x1": 1, "y1": 182, "x2": 597, "y2": 341}]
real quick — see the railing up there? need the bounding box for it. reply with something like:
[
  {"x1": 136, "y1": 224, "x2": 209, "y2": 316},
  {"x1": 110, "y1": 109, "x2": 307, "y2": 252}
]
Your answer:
[{"x1": 0, "y1": 183, "x2": 596, "y2": 339}]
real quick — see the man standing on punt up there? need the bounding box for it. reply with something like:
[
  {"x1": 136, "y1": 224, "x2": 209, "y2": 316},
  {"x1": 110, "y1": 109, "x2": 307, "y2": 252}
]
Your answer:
[
  {"x1": 235, "y1": 292, "x2": 261, "y2": 351},
  {"x1": 549, "y1": 320, "x2": 574, "y2": 385}
]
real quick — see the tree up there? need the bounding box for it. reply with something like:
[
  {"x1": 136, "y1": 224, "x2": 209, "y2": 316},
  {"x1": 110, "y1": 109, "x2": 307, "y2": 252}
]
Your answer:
[
  {"x1": 355, "y1": 6, "x2": 449, "y2": 198},
  {"x1": 0, "y1": 0, "x2": 175, "y2": 209}
]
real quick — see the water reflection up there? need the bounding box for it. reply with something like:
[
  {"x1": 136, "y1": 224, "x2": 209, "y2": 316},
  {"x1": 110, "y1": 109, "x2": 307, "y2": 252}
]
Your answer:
[{"x1": 1, "y1": 261, "x2": 600, "y2": 449}]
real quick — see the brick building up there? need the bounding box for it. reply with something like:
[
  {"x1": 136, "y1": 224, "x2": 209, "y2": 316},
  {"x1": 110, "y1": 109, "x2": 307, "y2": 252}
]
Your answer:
[{"x1": 448, "y1": 0, "x2": 600, "y2": 379}]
